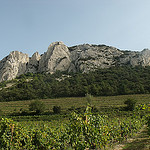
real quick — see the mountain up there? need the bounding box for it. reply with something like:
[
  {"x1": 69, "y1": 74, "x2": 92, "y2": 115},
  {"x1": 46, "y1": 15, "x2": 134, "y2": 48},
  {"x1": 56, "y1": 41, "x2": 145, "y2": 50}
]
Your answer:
[{"x1": 0, "y1": 41, "x2": 150, "y2": 82}]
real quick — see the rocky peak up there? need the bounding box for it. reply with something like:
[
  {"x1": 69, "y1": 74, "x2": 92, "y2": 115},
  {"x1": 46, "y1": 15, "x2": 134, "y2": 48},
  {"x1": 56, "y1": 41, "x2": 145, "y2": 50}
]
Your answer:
[
  {"x1": 10, "y1": 51, "x2": 29, "y2": 61},
  {"x1": 68, "y1": 44, "x2": 123, "y2": 72},
  {"x1": 0, "y1": 51, "x2": 29, "y2": 82},
  {"x1": 38, "y1": 41, "x2": 71, "y2": 73},
  {"x1": 1, "y1": 42, "x2": 150, "y2": 82},
  {"x1": 117, "y1": 49, "x2": 150, "y2": 66},
  {"x1": 26, "y1": 52, "x2": 41, "y2": 73},
  {"x1": 140, "y1": 49, "x2": 150, "y2": 66},
  {"x1": 30, "y1": 52, "x2": 41, "y2": 62}
]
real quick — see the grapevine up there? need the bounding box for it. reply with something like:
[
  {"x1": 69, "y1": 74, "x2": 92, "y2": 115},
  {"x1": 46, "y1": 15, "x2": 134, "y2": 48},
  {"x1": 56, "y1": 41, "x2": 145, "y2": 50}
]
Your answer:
[{"x1": 0, "y1": 104, "x2": 149, "y2": 149}]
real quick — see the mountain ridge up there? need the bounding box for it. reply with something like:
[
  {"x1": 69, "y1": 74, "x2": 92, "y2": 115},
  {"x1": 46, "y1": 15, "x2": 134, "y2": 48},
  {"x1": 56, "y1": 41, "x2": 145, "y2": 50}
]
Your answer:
[{"x1": 0, "y1": 41, "x2": 150, "y2": 82}]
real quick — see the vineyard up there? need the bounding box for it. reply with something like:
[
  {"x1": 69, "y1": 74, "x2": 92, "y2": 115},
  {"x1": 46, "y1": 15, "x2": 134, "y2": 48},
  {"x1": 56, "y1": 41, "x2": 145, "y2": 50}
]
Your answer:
[{"x1": 0, "y1": 103, "x2": 149, "y2": 150}]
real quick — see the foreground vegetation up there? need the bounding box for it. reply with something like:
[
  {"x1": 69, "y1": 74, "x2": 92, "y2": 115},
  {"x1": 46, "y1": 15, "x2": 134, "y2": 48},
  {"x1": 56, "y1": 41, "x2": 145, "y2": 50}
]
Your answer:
[
  {"x1": 122, "y1": 125, "x2": 150, "y2": 150},
  {"x1": 0, "y1": 94, "x2": 149, "y2": 149},
  {"x1": 1, "y1": 66, "x2": 150, "y2": 101},
  {"x1": 0, "y1": 103, "x2": 149, "y2": 149}
]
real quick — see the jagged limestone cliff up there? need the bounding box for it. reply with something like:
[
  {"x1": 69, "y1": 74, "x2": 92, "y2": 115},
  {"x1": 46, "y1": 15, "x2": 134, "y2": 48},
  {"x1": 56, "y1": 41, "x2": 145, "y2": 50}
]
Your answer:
[
  {"x1": 68, "y1": 44, "x2": 123, "y2": 72},
  {"x1": 38, "y1": 41, "x2": 71, "y2": 73},
  {"x1": 0, "y1": 51, "x2": 29, "y2": 82},
  {"x1": 0, "y1": 41, "x2": 150, "y2": 82},
  {"x1": 26, "y1": 52, "x2": 41, "y2": 73}
]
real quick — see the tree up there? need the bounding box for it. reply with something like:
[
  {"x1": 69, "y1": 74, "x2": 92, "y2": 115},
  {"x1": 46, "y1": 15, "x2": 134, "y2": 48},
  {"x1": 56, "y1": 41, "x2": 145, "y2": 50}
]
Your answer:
[
  {"x1": 29, "y1": 100, "x2": 45, "y2": 114},
  {"x1": 53, "y1": 106, "x2": 61, "y2": 114},
  {"x1": 124, "y1": 99, "x2": 137, "y2": 111},
  {"x1": 85, "y1": 93, "x2": 93, "y2": 105}
]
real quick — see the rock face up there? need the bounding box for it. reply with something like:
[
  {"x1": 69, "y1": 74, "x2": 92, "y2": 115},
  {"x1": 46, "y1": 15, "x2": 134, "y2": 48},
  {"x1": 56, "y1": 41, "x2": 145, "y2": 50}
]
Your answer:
[
  {"x1": 68, "y1": 44, "x2": 123, "y2": 72},
  {"x1": 116, "y1": 49, "x2": 150, "y2": 66},
  {"x1": 38, "y1": 41, "x2": 71, "y2": 73},
  {"x1": 140, "y1": 49, "x2": 150, "y2": 66},
  {"x1": 26, "y1": 52, "x2": 41, "y2": 73},
  {"x1": 0, "y1": 51, "x2": 29, "y2": 82},
  {"x1": 1, "y1": 41, "x2": 150, "y2": 82}
]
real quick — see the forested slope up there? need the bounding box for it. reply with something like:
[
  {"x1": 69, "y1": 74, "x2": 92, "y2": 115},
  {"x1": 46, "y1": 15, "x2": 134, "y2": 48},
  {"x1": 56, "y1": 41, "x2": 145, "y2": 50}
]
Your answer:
[{"x1": 0, "y1": 66, "x2": 150, "y2": 102}]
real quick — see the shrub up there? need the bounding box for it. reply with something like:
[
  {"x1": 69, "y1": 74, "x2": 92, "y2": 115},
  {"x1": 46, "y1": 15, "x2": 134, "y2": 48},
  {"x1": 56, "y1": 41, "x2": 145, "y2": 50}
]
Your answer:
[
  {"x1": 85, "y1": 93, "x2": 93, "y2": 105},
  {"x1": 147, "y1": 115, "x2": 150, "y2": 136},
  {"x1": 0, "y1": 109, "x2": 2, "y2": 116},
  {"x1": 68, "y1": 106, "x2": 75, "y2": 112},
  {"x1": 124, "y1": 99, "x2": 137, "y2": 111},
  {"x1": 53, "y1": 106, "x2": 61, "y2": 114},
  {"x1": 29, "y1": 100, "x2": 45, "y2": 114},
  {"x1": 75, "y1": 106, "x2": 86, "y2": 113},
  {"x1": 91, "y1": 105, "x2": 99, "y2": 113}
]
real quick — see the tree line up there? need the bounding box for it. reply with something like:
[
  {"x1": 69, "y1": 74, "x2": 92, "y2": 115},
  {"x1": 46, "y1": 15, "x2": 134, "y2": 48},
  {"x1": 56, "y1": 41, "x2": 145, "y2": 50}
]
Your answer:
[{"x1": 0, "y1": 65, "x2": 150, "y2": 101}]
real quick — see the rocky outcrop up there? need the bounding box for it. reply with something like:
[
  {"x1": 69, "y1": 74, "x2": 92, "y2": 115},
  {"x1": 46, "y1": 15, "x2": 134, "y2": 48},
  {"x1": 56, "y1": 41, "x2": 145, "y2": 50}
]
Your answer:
[
  {"x1": 68, "y1": 44, "x2": 123, "y2": 72},
  {"x1": 140, "y1": 49, "x2": 150, "y2": 66},
  {"x1": 38, "y1": 41, "x2": 71, "y2": 73},
  {"x1": 1, "y1": 41, "x2": 150, "y2": 82},
  {"x1": 116, "y1": 49, "x2": 150, "y2": 67},
  {"x1": 0, "y1": 51, "x2": 29, "y2": 82},
  {"x1": 26, "y1": 52, "x2": 41, "y2": 73}
]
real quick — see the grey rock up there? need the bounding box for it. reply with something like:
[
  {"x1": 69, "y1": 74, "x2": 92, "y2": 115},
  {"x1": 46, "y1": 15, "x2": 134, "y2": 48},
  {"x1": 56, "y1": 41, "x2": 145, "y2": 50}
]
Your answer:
[
  {"x1": 1, "y1": 42, "x2": 150, "y2": 82},
  {"x1": 38, "y1": 41, "x2": 71, "y2": 73},
  {"x1": 68, "y1": 44, "x2": 123, "y2": 72},
  {"x1": 0, "y1": 51, "x2": 29, "y2": 82},
  {"x1": 140, "y1": 49, "x2": 150, "y2": 66},
  {"x1": 26, "y1": 52, "x2": 41, "y2": 73},
  {"x1": 117, "y1": 49, "x2": 150, "y2": 66}
]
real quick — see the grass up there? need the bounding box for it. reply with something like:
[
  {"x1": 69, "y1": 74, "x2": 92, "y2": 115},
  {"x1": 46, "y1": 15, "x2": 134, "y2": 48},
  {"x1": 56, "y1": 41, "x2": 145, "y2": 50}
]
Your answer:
[{"x1": 0, "y1": 94, "x2": 150, "y2": 115}]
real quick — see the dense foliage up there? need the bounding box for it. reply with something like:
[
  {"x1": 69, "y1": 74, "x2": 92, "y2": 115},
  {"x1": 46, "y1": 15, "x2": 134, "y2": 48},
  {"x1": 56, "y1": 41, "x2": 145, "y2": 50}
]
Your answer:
[
  {"x1": 124, "y1": 99, "x2": 137, "y2": 111},
  {"x1": 148, "y1": 115, "x2": 150, "y2": 136},
  {"x1": 53, "y1": 106, "x2": 61, "y2": 114},
  {"x1": 1, "y1": 66, "x2": 150, "y2": 101},
  {"x1": 29, "y1": 100, "x2": 46, "y2": 114},
  {"x1": 0, "y1": 104, "x2": 149, "y2": 149}
]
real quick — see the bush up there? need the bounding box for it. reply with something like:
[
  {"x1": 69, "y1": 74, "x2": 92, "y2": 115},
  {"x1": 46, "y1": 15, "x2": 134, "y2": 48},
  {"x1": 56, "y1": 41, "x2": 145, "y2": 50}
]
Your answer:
[
  {"x1": 85, "y1": 93, "x2": 93, "y2": 105},
  {"x1": 53, "y1": 106, "x2": 61, "y2": 114},
  {"x1": 0, "y1": 109, "x2": 2, "y2": 116},
  {"x1": 29, "y1": 100, "x2": 45, "y2": 114},
  {"x1": 91, "y1": 105, "x2": 99, "y2": 113},
  {"x1": 124, "y1": 99, "x2": 137, "y2": 111},
  {"x1": 68, "y1": 106, "x2": 75, "y2": 112}
]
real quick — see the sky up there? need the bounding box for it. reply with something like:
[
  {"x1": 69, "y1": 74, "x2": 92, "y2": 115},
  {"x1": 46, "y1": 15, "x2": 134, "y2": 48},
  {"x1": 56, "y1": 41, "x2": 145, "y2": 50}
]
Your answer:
[{"x1": 1, "y1": 0, "x2": 150, "y2": 60}]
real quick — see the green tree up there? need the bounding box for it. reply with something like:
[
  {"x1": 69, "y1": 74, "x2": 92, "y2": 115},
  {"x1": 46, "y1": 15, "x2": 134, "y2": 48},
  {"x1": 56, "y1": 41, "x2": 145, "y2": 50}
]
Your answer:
[
  {"x1": 85, "y1": 93, "x2": 93, "y2": 105},
  {"x1": 124, "y1": 99, "x2": 137, "y2": 111},
  {"x1": 29, "y1": 100, "x2": 45, "y2": 114},
  {"x1": 53, "y1": 106, "x2": 61, "y2": 114}
]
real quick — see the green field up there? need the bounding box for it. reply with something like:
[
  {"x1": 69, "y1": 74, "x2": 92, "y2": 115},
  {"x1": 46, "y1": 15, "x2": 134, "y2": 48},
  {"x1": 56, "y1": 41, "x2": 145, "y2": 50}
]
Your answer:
[{"x1": 0, "y1": 94, "x2": 150, "y2": 116}]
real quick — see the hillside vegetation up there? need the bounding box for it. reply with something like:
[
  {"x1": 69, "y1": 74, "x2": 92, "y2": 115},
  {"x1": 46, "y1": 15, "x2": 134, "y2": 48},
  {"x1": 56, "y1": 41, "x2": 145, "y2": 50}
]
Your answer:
[{"x1": 0, "y1": 66, "x2": 150, "y2": 102}]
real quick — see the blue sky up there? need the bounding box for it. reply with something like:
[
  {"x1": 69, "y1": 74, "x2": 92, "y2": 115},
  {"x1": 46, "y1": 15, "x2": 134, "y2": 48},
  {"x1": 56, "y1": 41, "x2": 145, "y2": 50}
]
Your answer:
[{"x1": 0, "y1": 0, "x2": 150, "y2": 60}]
